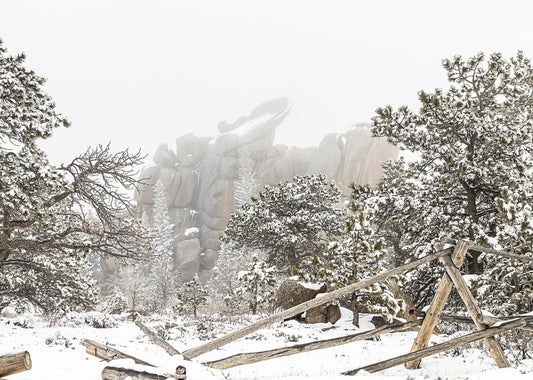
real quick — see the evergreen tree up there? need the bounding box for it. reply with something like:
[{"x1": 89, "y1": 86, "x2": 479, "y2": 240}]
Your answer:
[
  {"x1": 369, "y1": 51, "x2": 533, "y2": 311},
  {"x1": 207, "y1": 243, "x2": 246, "y2": 314},
  {"x1": 149, "y1": 180, "x2": 176, "y2": 311},
  {"x1": 234, "y1": 253, "x2": 279, "y2": 314},
  {"x1": 0, "y1": 40, "x2": 151, "y2": 313},
  {"x1": 234, "y1": 145, "x2": 258, "y2": 209},
  {"x1": 101, "y1": 287, "x2": 128, "y2": 314},
  {"x1": 473, "y1": 187, "x2": 533, "y2": 315},
  {"x1": 302, "y1": 207, "x2": 403, "y2": 325},
  {"x1": 222, "y1": 174, "x2": 346, "y2": 271},
  {"x1": 178, "y1": 274, "x2": 208, "y2": 318}
]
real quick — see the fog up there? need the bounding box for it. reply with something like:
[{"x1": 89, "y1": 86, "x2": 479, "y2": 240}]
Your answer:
[{"x1": 1, "y1": 0, "x2": 532, "y2": 165}]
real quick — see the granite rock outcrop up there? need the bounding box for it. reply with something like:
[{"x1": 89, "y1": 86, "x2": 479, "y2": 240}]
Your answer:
[{"x1": 135, "y1": 98, "x2": 398, "y2": 281}]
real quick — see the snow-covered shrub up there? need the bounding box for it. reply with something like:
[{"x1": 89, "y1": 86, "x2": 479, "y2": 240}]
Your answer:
[
  {"x1": 53, "y1": 311, "x2": 119, "y2": 328},
  {"x1": 233, "y1": 253, "x2": 280, "y2": 314},
  {"x1": 101, "y1": 287, "x2": 129, "y2": 314},
  {"x1": 177, "y1": 274, "x2": 208, "y2": 318}
]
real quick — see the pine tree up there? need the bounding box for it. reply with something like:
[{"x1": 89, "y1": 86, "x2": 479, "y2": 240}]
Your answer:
[
  {"x1": 208, "y1": 243, "x2": 246, "y2": 314},
  {"x1": 472, "y1": 187, "x2": 533, "y2": 315},
  {"x1": 222, "y1": 174, "x2": 346, "y2": 271},
  {"x1": 178, "y1": 274, "x2": 208, "y2": 318},
  {"x1": 368, "y1": 52, "x2": 533, "y2": 311},
  {"x1": 302, "y1": 207, "x2": 403, "y2": 325},
  {"x1": 0, "y1": 40, "x2": 151, "y2": 313},
  {"x1": 234, "y1": 253, "x2": 279, "y2": 314},
  {"x1": 149, "y1": 180, "x2": 176, "y2": 311},
  {"x1": 101, "y1": 287, "x2": 128, "y2": 314},
  {"x1": 234, "y1": 145, "x2": 258, "y2": 209}
]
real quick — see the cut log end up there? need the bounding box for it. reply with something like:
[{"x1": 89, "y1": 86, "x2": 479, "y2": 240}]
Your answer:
[{"x1": 0, "y1": 351, "x2": 32, "y2": 377}]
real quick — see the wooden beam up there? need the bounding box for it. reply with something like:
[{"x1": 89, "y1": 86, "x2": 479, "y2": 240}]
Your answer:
[
  {"x1": 0, "y1": 351, "x2": 32, "y2": 377},
  {"x1": 343, "y1": 318, "x2": 526, "y2": 375},
  {"x1": 405, "y1": 240, "x2": 469, "y2": 369},
  {"x1": 83, "y1": 339, "x2": 155, "y2": 367},
  {"x1": 135, "y1": 320, "x2": 181, "y2": 356},
  {"x1": 182, "y1": 247, "x2": 453, "y2": 359},
  {"x1": 414, "y1": 310, "x2": 533, "y2": 331},
  {"x1": 442, "y1": 237, "x2": 533, "y2": 263},
  {"x1": 441, "y1": 254, "x2": 510, "y2": 368},
  {"x1": 101, "y1": 366, "x2": 186, "y2": 380},
  {"x1": 203, "y1": 319, "x2": 423, "y2": 369}
]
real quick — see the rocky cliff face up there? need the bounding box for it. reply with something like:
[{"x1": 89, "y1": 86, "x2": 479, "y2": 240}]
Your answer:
[{"x1": 134, "y1": 98, "x2": 398, "y2": 282}]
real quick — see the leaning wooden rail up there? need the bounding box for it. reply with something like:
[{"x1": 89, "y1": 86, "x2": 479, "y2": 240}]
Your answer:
[
  {"x1": 342, "y1": 318, "x2": 527, "y2": 375},
  {"x1": 182, "y1": 247, "x2": 453, "y2": 359},
  {"x1": 203, "y1": 319, "x2": 423, "y2": 369},
  {"x1": 442, "y1": 237, "x2": 533, "y2": 262},
  {"x1": 82, "y1": 339, "x2": 155, "y2": 367}
]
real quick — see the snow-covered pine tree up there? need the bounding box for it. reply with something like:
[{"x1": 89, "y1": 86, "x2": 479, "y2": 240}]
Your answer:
[
  {"x1": 302, "y1": 206, "x2": 403, "y2": 325},
  {"x1": 0, "y1": 40, "x2": 151, "y2": 313},
  {"x1": 207, "y1": 243, "x2": 246, "y2": 314},
  {"x1": 473, "y1": 187, "x2": 533, "y2": 315},
  {"x1": 149, "y1": 180, "x2": 176, "y2": 312},
  {"x1": 101, "y1": 287, "x2": 128, "y2": 314},
  {"x1": 368, "y1": 52, "x2": 533, "y2": 311},
  {"x1": 234, "y1": 145, "x2": 258, "y2": 209},
  {"x1": 222, "y1": 174, "x2": 346, "y2": 271},
  {"x1": 234, "y1": 253, "x2": 279, "y2": 314},
  {"x1": 178, "y1": 274, "x2": 208, "y2": 318}
]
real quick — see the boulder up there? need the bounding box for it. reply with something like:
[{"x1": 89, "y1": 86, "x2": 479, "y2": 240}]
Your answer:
[
  {"x1": 175, "y1": 238, "x2": 201, "y2": 280},
  {"x1": 274, "y1": 280, "x2": 327, "y2": 310},
  {"x1": 305, "y1": 304, "x2": 341, "y2": 324},
  {"x1": 153, "y1": 144, "x2": 178, "y2": 167},
  {"x1": 370, "y1": 315, "x2": 404, "y2": 328},
  {"x1": 199, "y1": 249, "x2": 218, "y2": 271},
  {"x1": 175, "y1": 134, "x2": 211, "y2": 166}
]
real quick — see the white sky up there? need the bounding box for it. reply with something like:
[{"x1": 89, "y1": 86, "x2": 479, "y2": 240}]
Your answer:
[{"x1": 1, "y1": 0, "x2": 533, "y2": 166}]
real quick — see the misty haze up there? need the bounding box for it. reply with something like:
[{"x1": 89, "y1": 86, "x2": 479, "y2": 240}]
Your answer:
[{"x1": 1, "y1": 2, "x2": 533, "y2": 380}]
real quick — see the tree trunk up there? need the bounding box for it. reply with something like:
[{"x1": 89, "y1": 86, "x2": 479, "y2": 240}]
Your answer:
[
  {"x1": 0, "y1": 351, "x2": 32, "y2": 377},
  {"x1": 351, "y1": 293, "x2": 359, "y2": 327}
]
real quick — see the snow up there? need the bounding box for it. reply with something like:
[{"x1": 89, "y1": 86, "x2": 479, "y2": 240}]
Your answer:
[
  {"x1": 184, "y1": 227, "x2": 199, "y2": 237},
  {"x1": 297, "y1": 281, "x2": 324, "y2": 291},
  {"x1": 2, "y1": 310, "x2": 532, "y2": 379}
]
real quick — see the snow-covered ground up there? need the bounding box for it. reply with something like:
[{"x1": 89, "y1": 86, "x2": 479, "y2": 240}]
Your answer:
[{"x1": 2, "y1": 308, "x2": 532, "y2": 380}]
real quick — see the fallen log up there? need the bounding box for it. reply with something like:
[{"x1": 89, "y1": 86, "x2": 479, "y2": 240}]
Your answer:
[
  {"x1": 343, "y1": 318, "x2": 526, "y2": 375},
  {"x1": 183, "y1": 247, "x2": 453, "y2": 359},
  {"x1": 83, "y1": 339, "x2": 154, "y2": 367},
  {"x1": 135, "y1": 320, "x2": 181, "y2": 356},
  {"x1": 0, "y1": 351, "x2": 32, "y2": 377},
  {"x1": 203, "y1": 319, "x2": 423, "y2": 369},
  {"x1": 101, "y1": 366, "x2": 186, "y2": 380}
]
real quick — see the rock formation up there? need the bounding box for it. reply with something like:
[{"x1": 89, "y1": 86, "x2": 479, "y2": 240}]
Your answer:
[{"x1": 135, "y1": 98, "x2": 398, "y2": 282}]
